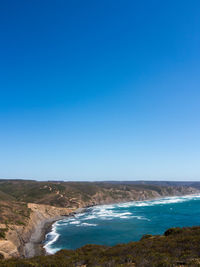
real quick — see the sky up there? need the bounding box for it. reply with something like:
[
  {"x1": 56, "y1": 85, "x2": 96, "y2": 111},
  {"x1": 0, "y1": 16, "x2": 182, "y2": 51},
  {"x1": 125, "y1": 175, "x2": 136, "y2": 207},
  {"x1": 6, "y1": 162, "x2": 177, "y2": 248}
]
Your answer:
[{"x1": 0, "y1": 0, "x2": 200, "y2": 181}]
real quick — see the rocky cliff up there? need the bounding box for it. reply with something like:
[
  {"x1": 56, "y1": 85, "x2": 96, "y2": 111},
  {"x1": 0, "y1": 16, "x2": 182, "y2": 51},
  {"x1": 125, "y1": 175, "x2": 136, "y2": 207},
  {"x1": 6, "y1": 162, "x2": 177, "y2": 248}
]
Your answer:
[{"x1": 0, "y1": 203, "x2": 75, "y2": 259}]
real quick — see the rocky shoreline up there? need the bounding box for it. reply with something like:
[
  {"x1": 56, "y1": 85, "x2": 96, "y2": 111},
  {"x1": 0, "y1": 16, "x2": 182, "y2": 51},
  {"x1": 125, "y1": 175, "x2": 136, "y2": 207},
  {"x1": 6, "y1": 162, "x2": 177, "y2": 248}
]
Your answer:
[
  {"x1": 0, "y1": 203, "x2": 76, "y2": 259},
  {"x1": 25, "y1": 207, "x2": 87, "y2": 258},
  {"x1": 24, "y1": 217, "x2": 63, "y2": 258}
]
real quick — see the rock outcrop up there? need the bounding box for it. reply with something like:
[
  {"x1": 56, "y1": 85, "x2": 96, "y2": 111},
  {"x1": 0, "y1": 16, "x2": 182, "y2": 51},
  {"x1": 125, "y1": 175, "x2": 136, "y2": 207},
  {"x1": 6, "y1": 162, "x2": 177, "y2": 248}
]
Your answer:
[{"x1": 0, "y1": 203, "x2": 75, "y2": 258}]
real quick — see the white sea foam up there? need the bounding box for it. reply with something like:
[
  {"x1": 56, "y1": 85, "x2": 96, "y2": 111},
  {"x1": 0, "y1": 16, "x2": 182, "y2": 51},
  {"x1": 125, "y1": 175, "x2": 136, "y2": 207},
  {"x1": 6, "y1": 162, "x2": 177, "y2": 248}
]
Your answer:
[
  {"x1": 82, "y1": 214, "x2": 96, "y2": 220},
  {"x1": 75, "y1": 213, "x2": 85, "y2": 218},
  {"x1": 79, "y1": 222, "x2": 97, "y2": 227},
  {"x1": 69, "y1": 220, "x2": 80, "y2": 225},
  {"x1": 59, "y1": 222, "x2": 69, "y2": 226},
  {"x1": 43, "y1": 222, "x2": 60, "y2": 254},
  {"x1": 117, "y1": 194, "x2": 200, "y2": 208},
  {"x1": 80, "y1": 194, "x2": 200, "y2": 221},
  {"x1": 85, "y1": 207, "x2": 136, "y2": 220}
]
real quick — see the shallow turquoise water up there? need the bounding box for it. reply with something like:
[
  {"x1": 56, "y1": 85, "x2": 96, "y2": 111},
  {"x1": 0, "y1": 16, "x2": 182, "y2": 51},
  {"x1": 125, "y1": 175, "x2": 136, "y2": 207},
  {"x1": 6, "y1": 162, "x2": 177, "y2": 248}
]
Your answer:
[{"x1": 44, "y1": 195, "x2": 200, "y2": 254}]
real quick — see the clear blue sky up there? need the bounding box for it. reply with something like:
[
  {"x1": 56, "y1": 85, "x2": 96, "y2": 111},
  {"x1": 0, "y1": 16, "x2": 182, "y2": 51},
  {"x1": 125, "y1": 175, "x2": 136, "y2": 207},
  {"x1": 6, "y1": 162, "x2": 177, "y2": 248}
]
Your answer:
[{"x1": 0, "y1": 0, "x2": 200, "y2": 181}]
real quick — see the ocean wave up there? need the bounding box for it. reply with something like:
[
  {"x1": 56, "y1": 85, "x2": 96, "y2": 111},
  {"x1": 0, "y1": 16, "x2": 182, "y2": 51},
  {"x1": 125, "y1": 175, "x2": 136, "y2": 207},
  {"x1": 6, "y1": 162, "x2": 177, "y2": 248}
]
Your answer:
[
  {"x1": 92, "y1": 204, "x2": 116, "y2": 210},
  {"x1": 78, "y1": 222, "x2": 97, "y2": 227},
  {"x1": 117, "y1": 194, "x2": 200, "y2": 208},
  {"x1": 84, "y1": 207, "x2": 143, "y2": 221},
  {"x1": 77, "y1": 194, "x2": 200, "y2": 221},
  {"x1": 75, "y1": 213, "x2": 86, "y2": 218},
  {"x1": 69, "y1": 220, "x2": 80, "y2": 225},
  {"x1": 82, "y1": 214, "x2": 97, "y2": 220},
  {"x1": 43, "y1": 222, "x2": 60, "y2": 254},
  {"x1": 90, "y1": 208, "x2": 127, "y2": 220}
]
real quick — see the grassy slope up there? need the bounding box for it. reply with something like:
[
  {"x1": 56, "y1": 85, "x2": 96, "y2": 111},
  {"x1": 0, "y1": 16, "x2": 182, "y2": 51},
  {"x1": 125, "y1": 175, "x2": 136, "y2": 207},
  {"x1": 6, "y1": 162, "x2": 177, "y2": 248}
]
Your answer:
[
  {"x1": 0, "y1": 180, "x2": 195, "y2": 208},
  {"x1": 0, "y1": 189, "x2": 31, "y2": 238},
  {"x1": 1, "y1": 226, "x2": 200, "y2": 266}
]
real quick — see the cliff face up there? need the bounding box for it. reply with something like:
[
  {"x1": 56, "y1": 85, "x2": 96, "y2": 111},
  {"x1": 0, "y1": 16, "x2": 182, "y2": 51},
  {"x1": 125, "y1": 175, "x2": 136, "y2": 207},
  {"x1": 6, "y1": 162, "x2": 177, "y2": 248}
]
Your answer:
[
  {"x1": 78, "y1": 185, "x2": 198, "y2": 207},
  {"x1": 0, "y1": 204, "x2": 75, "y2": 259}
]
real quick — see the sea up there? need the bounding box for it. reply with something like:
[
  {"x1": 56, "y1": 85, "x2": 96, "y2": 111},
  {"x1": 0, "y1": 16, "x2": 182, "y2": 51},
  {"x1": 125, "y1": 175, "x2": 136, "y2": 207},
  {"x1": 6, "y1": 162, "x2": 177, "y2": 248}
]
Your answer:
[{"x1": 44, "y1": 194, "x2": 200, "y2": 254}]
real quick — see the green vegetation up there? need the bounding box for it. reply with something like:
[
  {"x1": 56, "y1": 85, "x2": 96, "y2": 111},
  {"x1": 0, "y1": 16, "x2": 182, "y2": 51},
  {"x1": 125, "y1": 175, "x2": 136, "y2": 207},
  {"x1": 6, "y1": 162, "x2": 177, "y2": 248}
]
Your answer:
[
  {"x1": 0, "y1": 229, "x2": 6, "y2": 239},
  {"x1": 1, "y1": 226, "x2": 200, "y2": 266},
  {"x1": 0, "y1": 199, "x2": 31, "y2": 236},
  {"x1": 0, "y1": 180, "x2": 197, "y2": 209}
]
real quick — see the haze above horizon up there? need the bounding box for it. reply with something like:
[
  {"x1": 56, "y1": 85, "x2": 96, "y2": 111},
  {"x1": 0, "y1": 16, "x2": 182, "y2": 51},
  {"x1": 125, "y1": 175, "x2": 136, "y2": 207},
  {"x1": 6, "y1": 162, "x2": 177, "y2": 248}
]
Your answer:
[{"x1": 0, "y1": 0, "x2": 200, "y2": 181}]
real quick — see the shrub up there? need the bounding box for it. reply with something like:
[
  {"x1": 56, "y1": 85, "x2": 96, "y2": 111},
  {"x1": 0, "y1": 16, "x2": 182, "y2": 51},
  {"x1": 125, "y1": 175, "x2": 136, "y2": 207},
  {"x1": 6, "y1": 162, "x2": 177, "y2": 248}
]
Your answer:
[
  {"x1": 140, "y1": 234, "x2": 153, "y2": 240},
  {"x1": 164, "y1": 227, "x2": 183, "y2": 236},
  {"x1": 0, "y1": 229, "x2": 6, "y2": 239}
]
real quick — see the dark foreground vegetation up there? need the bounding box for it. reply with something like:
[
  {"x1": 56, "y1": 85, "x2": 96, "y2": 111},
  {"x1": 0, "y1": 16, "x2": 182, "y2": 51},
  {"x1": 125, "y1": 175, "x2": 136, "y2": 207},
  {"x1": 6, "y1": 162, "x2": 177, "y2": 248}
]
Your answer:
[{"x1": 1, "y1": 226, "x2": 200, "y2": 266}]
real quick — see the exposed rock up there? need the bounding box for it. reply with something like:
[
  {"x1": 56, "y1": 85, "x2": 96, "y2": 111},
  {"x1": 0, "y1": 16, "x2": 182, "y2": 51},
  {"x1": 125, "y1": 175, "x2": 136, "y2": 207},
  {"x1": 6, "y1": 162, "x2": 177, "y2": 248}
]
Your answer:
[
  {"x1": 0, "y1": 203, "x2": 75, "y2": 258},
  {"x1": 0, "y1": 240, "x2": 19, "y2": 258}
]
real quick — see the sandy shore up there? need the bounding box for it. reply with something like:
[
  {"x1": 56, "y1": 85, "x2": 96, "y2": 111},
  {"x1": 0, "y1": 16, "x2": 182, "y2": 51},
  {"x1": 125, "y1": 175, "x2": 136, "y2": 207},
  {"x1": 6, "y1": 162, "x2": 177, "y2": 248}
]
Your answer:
[{"x1": 24, "y1": 208, "x2": 87, "y2": 258}]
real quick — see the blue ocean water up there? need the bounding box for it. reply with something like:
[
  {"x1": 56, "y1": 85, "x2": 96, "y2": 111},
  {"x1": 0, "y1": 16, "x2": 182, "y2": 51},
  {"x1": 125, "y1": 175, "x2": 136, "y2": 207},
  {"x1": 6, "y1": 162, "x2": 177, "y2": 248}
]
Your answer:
[{"x1": 44, "y1": 195, "x2": 200, "y2": 254}]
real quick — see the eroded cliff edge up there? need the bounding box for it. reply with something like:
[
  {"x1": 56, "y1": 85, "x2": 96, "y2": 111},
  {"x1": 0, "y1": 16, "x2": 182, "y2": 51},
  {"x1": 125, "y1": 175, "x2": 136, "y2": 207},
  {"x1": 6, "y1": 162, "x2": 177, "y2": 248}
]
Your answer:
[{"x1": 0, "y1": 203, "x2": 75, "y2": 258}]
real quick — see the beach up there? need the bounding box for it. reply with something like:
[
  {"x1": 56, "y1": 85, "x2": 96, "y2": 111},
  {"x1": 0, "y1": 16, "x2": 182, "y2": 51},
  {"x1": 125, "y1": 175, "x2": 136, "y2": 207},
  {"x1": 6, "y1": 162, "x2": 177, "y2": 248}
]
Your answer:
[
  {"x1": 24, "y1": 207, "x2": 87, "y2": 258},
  {"x1": 24, "y1": 217, "x2": 62, "y2": 258}
]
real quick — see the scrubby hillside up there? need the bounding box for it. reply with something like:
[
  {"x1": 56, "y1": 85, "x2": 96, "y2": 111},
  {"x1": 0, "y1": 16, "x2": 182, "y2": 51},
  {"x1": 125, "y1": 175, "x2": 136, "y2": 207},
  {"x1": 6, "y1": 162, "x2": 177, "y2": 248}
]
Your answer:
[
  {"x1": 0, "y1": 189, "x2": 31, "y2": 239},
  {"x1": 1, "y1": 226, "x2": 200, "y2": 266},
  {"x1": 0, "y1": 179, "x2": 198, "y2": 210}
]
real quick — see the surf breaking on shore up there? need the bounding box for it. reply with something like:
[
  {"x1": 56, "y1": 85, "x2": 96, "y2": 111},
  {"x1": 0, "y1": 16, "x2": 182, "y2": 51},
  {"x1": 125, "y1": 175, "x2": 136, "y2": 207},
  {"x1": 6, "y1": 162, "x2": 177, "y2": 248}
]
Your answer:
[{"x1": 44, "y1": 194, "x2": 200, "y2": 254}]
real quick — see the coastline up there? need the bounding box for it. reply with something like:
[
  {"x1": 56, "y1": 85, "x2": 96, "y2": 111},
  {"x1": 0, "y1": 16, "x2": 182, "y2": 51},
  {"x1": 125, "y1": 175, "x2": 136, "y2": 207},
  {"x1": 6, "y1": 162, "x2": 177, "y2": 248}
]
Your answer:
[
  {"x1": 24, "y1": 216, "x2": 63, "y2": 258},
  {"x1": 24, "y1": 208, "x2": 87, "y2": 258},
  {"x1": 34, "y1": 193, "x2": 200, "y2": 258}
]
